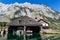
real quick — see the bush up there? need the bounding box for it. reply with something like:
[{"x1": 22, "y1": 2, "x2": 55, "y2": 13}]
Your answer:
[{"x1": 0, "y1": 22, "x2": 7, "y2": 27}]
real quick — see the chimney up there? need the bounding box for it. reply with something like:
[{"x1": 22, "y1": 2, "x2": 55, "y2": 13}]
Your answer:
[
  {"x1": 34, "y1": 16, "x2": 38, "y2": 21},
  {"x1": 35, "y1": 16, "x2": 37, "y2": 19}
]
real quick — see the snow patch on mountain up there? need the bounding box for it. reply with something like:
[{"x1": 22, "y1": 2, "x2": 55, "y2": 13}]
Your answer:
[{"x1": 0, "y1": 2, "x2": 59, "y2": 19}]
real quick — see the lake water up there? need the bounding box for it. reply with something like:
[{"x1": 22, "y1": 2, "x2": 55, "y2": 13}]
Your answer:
[{"x1": 0, "y1": 32, "x2": 60, "y2": 40}]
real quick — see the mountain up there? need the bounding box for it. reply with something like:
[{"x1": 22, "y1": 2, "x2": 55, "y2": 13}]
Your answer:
[
  {"x1": 0, "y1": 2, "x2": 60, "y2": 30},
  {"x1": 0, "y1": 2, "x2": 59, "y2": 19},
  {"x1": 0, "y1": 14, "x2": 10, "y2": 22}
]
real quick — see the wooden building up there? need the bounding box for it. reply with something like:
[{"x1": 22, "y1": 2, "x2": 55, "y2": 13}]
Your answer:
[
  {"x1": 7, "y1": 16, "x2": 41, "y2": 34},
  {"x1": 38, "y1": 16, "x2": 49, "y2": 29}
]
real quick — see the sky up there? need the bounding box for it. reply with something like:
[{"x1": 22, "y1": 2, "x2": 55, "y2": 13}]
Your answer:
[{"x1": 0, "y1": 0, "x2": 60, "y2": 12}]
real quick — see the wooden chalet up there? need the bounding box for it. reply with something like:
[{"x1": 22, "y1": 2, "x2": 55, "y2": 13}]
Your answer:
[{"x1": 7, "y1": 16, "x2": 41, "y2": 34}]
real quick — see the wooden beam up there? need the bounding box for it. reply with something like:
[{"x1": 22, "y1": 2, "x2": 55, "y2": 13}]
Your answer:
[{"x1": 23, "y1": 26, "x2": 26, "y2": 40}]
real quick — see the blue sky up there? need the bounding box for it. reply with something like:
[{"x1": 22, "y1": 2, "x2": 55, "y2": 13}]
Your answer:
[{"x1": 0, "y1": 0, "x2": 60, "y2": 12}]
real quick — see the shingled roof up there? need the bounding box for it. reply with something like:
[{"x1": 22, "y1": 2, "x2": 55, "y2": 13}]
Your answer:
[{"x1": 7, "y1": 16, "x2": 41, "y2": 26}]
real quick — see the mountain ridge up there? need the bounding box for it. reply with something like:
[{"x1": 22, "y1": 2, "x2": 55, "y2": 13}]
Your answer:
[{"x1": 0, "y1": 2, "x2": 59, "y2": 19}]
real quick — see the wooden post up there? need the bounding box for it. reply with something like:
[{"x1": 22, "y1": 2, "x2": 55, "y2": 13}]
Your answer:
[
  {"x1": 23, "y1": 26, "x2": 26, "y2": 40},
  {"x1": 41, "y1": 26, "x2": 43, "y2": 33}
]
